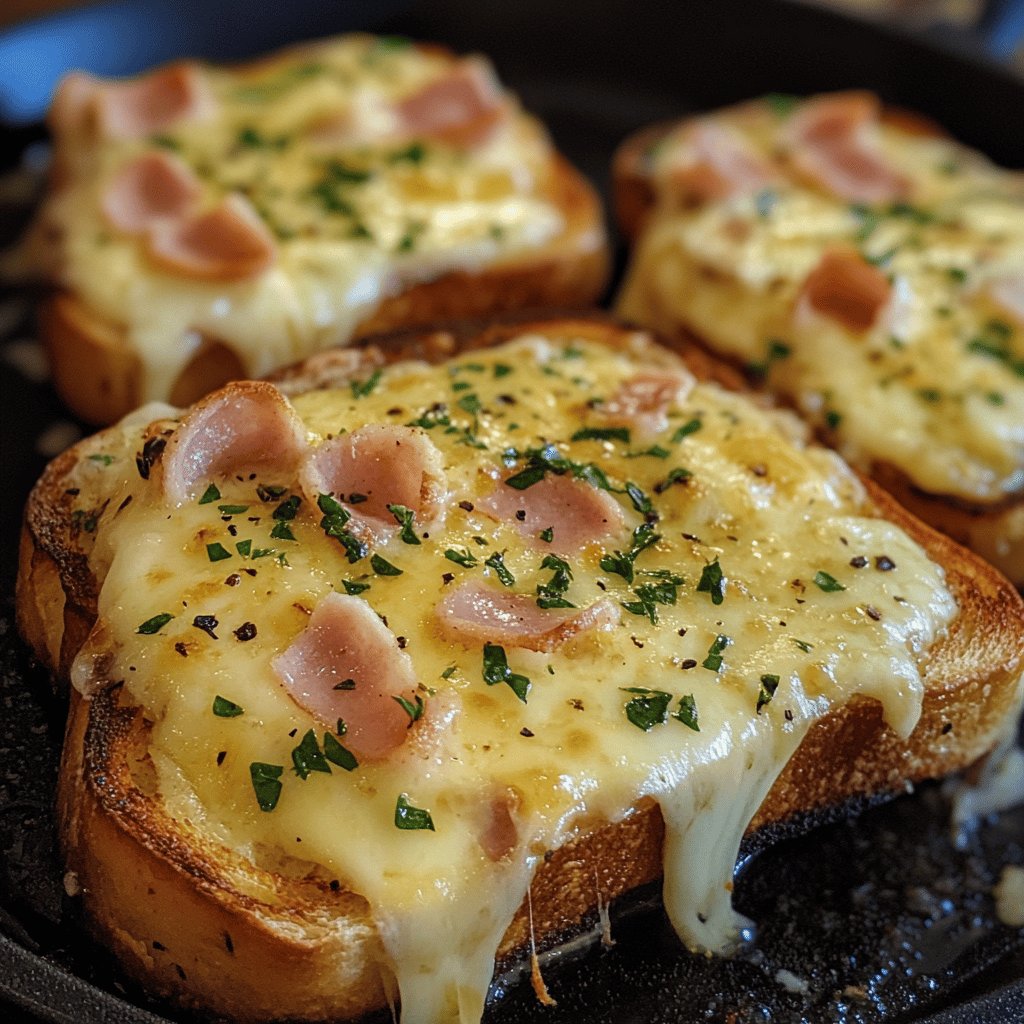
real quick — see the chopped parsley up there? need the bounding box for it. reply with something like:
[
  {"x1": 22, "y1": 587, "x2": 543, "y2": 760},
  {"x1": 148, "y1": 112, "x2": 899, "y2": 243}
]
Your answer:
[
  {"x1": 272, "y1": 495, "x2": 302, "y2": 521},
  {"x1": 748, "y1": 339, "x2": 792, "y2": 378},
  {"x1": 318, "y1": 493, "x2": 367, "y2": 564},
  {"x1": 350, "y1": 370, "x2": 382, "y2": 398},
  {"x1": 342, "y1": 579, "x2": 371, "y2": 595},
  {"x1": 536, "y1": 554, "x2": 574, "y2": 609},
  {"x1": 292, "y1": 729, "x2": 331, "y2": 780},
  {"x1": 622, "y1": 688, "x2": 672, "y2": 731},
  {"x1": 484, "y1": 551, "x2": 516, "y2": 587},
  {"x1": 671, "y1": 419, "x2": 702, "y2": 443},
  {"x1": 212, "y1": 696, "x2": 244, "y2": 718},
  {"x1": 394, "y1": 693, "x2": 426, "y2": 724},
  {"x1": 702, "y1": 634, "x2": 731, "y2": 672},
  {"x1": 600, "y1": 523, "x2": 660, "y2": 585},
  {"x1": 696, "y1": 559, "x2": 726, "y2": 605},
  {"x1": 249, "y1": 762, "x2": 283, "y2": 812},
  {"x1": 673, "y1": 694, "x2": 700, "y2": 732},
  {"x1": 444, "y1": 547, "x2": 478, "y2": 569},
  {"x1": 757, "y1": 674, "x2": 780, "y2": 713},
  {"x1": 370, "y1": 554, "x2": 402, "y2": 576},
  {"x1": 235, "y1": 539, "x2": 252, "y2": 557},
  {"x1": 270, "y1": 521, "x2": 296, "y2": 541},
  {"x1": 570, "y1": 426, "x2": 631, "y2": 443},
  {"x1": 394, "y1": 793, "x2": 435, "y2": 831},
  {"x1": 813, "y1": 570, "x2": 846, "y2": 592},
  {"x1": 387, "y1": 503, "x2": 421, "y2": 545},
  {"x1": 137, "y1": 612, "x2": 174, "y2": 635},
  {"x1": 323, "y1": 733, "x2": 358, "y2": 771},
  {"x1": 621, "y1": 578, "x2": 679, "y2": 625},
  {"x1": 791, "y1": 638, "x2": 814, "y2": 653},
  {"x1": 87, "y1": 453, "x2": 115, "y2": 466},
  {"x1": 217, "y1": 504, "x2": 249, "y2": 515},
  {"x1": 482, "y1": 643, "x2": 531, "y2": 703}
]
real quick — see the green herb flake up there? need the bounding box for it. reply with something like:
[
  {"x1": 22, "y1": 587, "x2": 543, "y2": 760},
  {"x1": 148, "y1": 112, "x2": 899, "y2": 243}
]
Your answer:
[
  {"x1": 249, "y1": 762, "x2": 283, "y2": 811},
  {"x1": 323, "y1": 732, "x2": 358, "y2": 771},
  {"x1": 273, "y1": 495, "x2": 302, "y2": 521},
  {"x1": 198, "y1": 483, "x2": 221, "y2": 505},
  {"x1": 696, "y1": 559, "x2": 726, "y2": 605},
  {"x1": 621, "y1": 687, "x2": 672, "y2": 731},
  {"x1": 539, "y1": 526, "x2": 554, "y2": 543},
  {"x1": 671, "y1": 419, "x2": 702, "y2": 443},
  {"x1": 444, "y1": 548, "x2": 478, "y2": 569},
  {"x1": 371, "y1": 554, "x2": 403, "y2": 577},
  {"x1": 484, "y1": 551, "x2": 516, "y2": 586},
  {"x1": 270, "y1": 521, "x2": 296, "y2": 542},
  {"x1": 825, "y1": 410, "x2": 843, "y2": 430},
  {"x1": 212, "y1": 695, "x2": 244, "y2": 718},
  {"x1": 748, "y1": 339, "x2": 792, "y2": 377},
  {"x1": 570, "y1": 426, "x2": 631, "y2": 443},
  {"x1": 702, "y1": 634, "x2": 731, "y2": 672},
  {"x1": 387, "y1": 503, "x2": 422, "y2": 545},
  {"x1": 387, "y1": 141, "x2": 426, "y2": 165},
  {"x1": 394, "y1": 693, "x2": 426, "y2": 724},
  {"x1": 291, "y1": 729, "x2": 331, "y2": 780},
  {"x1": 350, "y1": 370, "x2": 383, "y2": 398},
  {"x1": 88, "y1": 453, "x2": 115, "y2": 466},
  {"x1": 757, "y1": 674, "x2": 780, "y2": 713},
  {"x1": 206, "y1": 542, "x2": 232, "y2": 562},
  {"x1": 137, "y1": 612, "x2": 174, "y2": 635},
  {"x1": 493, "y1": 363, "x2": 513, "y2": 378},
  {"x1": 342, "y1": 579, "x2": 371, "y2": 595},
  {"x1": 217, "y1": 503, "x2": 249, "y2": 515},
  {"x1": 235, "y1": 539, "x2": 252, "y2": 557},
  {"x1": 792, "y1": 638, "x2": 814, "y2": 653},
  {"x1": 813, "y1": 570, "x2": 846, "y2": 592},
  {"x1": 482, "y1": 643, "x2": 532, "y2": 703},
  {"x1": 536, "y1": 554, "x2": 575, "y2": 609},
  {"x1": 395, "y1": 793, "x2": 435, "y2": 831},
  {"x1": 673, "y1": 694, "x2": 700, "y2": 732}
]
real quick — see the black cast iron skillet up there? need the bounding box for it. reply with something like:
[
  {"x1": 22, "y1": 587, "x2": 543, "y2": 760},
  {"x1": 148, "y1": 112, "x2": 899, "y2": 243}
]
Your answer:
[{"x1": 2, "y1": 1, "x2": 1024, "y2": 1021}]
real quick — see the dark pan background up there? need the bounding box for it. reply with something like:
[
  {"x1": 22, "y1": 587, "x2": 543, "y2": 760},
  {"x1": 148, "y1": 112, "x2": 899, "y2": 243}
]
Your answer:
[{"x1": 2, "y1": 2, "x2": 1024, "y2": 1022}]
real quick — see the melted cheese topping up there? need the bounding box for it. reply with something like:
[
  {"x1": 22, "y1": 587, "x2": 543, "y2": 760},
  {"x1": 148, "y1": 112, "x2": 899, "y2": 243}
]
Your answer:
[
  {"x1": 31, "y1": 35, "x2": 565, "y2": 401},
  {"x1": 618, "y1": 98, "x2": 1024, "y2": 504},
  {"x1": 68, "y1": 333, "x2": 955, "y2": 1024}
]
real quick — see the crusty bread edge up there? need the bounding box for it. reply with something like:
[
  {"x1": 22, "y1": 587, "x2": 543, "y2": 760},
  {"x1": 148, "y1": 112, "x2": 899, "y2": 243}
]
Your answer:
[{"x1": 18, "y1": 313, "x2": 1024, "y2": 1023}]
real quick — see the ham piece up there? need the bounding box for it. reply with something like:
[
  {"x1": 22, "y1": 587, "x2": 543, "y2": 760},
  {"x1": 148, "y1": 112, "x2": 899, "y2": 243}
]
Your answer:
[
  {"x1": 101, "y1": 152, "x2": 203, "y2": 232},
  {"x1": 162, "y1": 381, "x2": 307, "y2": 504},
  {"x1": 300, "y1": 424, "x2": 447, "y2": 543},
  {"x1": 437, "y1": 580, "x2": 619, "y2": 652},
  {"x1": 598, "y1": 369, "x2": 694, "y2": 440},
  {"x1": 479, "y1": 473, "x2": 625, "y2": 554},
  {"x1": 799, "y1": 248, "x2": 892, "y2": 332},
  {"x1": 784, "y1": 92, "x2": 909, "y2": 204},
  {"x1": 668, "y1": 120, "x2": 777, "y2": 204},
  {"x1": 272, "y1": 592, "x2": 419, "y2": 761},
  {"x1": 146, "y1": 194, "x2": 276, "y2": 280},
  {"x1": 94, "y1": 63, "x2": 215, "y2": 140},
  {"x1": 395, "y1": 57, "x2": 506, "y2": 146}
]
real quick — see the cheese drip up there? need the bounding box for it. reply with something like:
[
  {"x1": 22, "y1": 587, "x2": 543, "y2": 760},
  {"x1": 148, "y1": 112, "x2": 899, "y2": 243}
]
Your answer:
[{"x1": 70, "y1": 333, "x2": 956, "y2": 1023}]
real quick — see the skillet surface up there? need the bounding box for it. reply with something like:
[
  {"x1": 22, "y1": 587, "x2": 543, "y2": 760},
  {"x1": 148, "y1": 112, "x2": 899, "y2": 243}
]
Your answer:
[{"x1": 1, "y1": 1, "x2": 1024, "y2": 1021}]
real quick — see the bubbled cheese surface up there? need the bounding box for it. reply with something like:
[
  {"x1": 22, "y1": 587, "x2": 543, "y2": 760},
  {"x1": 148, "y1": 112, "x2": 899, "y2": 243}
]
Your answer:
[
  {"x1": 71, "y1": 333, "x2": 956, "y2": 1024},
  {"x1": 618, "y1": 99, "x2": 1024, "y2": 504}
]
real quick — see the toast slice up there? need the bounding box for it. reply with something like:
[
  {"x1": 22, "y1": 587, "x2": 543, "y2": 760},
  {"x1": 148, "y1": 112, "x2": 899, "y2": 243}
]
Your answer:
[
  {"x1": 10, "y1": 35, "x2": 608, "y2": 425},
  {"x1": 17, "y1": 313, "x2": 1024, "y2": 1024},
  {"x1": 613, "y1": 92, "x2": 1024, "y2": 585}
]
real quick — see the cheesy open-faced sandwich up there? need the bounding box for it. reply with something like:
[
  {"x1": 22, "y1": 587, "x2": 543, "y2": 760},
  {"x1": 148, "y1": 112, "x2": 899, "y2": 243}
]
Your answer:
[
  {"x1": 615, "y1": 91, "x2": 1024, "y2": 585},
  {"x1": 8, "y1": 34, "x2": 608, "y2": 425},
  {"x1": 17, "y1": 314, "x2": 1024, "y2": 1023}
]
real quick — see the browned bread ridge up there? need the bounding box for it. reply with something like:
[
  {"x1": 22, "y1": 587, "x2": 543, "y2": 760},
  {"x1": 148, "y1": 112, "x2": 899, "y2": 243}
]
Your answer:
[
  {"x1": 17, "y1": 314, "x2": 1024, "y2": 1023},
  {"x1": 611, "y1": 100, "x2": 1024, "y2": 587}
]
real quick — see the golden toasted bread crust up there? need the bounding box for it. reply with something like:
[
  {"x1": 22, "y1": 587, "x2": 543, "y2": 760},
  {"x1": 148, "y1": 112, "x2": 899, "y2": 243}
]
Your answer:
[
  {"x1": 18, "y1": 314, "x2": 1024, "y2": 1023},
  {"x1": 39, "y1": 153, "x2": 608, "y2": 425}
]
